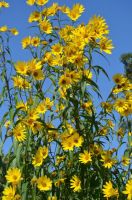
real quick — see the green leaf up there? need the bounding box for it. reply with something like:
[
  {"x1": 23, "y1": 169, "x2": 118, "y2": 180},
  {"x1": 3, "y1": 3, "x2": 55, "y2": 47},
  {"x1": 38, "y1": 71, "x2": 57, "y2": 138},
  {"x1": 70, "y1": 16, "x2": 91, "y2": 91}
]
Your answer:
[{"x1": 93, "y1": 65, "x2": 110, "y2": 80}]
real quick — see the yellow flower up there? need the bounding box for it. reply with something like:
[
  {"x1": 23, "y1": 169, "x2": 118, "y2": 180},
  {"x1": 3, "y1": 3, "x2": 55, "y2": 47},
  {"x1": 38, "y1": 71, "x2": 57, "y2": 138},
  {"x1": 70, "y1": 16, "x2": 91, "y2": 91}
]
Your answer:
[
  {"x1": 113, "y1": 73, "x2": 126, "y2": 85},
  {"x1": 10, "y1": 28, "x2": 19, "y2": 35},
  {"x1": 26, "y1": 59, "x2": 44, "y2": 80},
  {"x1": 37, "y1": 97, "x2": 53, "y2": 114},
  {"x1": 59, "y1": 74, "x2": 71, "y2": 89},
  {"x1": 32, "y1": 146, "x2": 48, "y2": 167},
  {"x1": 100, "y1": 151, "x2": 117, "y2": 168},
  {"x1": 71, "y1": 133, "x2": 84, "y2": 148},
  {"x1": 5, "y1": 168, "x2": 22, "y2": 185},
  {"x1": 55, "y1": 155, "x2": 66, "y2": 166},
  {"x1": 82, "y1": 100, "x2": 93, "y2": 111},
  {"x1": 31, "y1": 36, "x2": 40, "y2": 47},
  {"x1": 32, "y1": 69, "x2": 44, "y2": 80},
  {"x1": 90, "y1": 143, "x2": 102, "y2": 156},
  {"x1": 79, "y1": 150, "x2": 92, "y2": 164},
  {"x1": 36, "y1": 0, "x2": 48, "y2": 6},
  {"x1": 32, "y1": 153, "x2": 43, "y2": 167},
  {"x1": 114, "y1": 98, "x2": 128, "y2": 114},
  {"x1": 13, "y1": 123, "x2": 26, "y2": 142},
  {"x1": 27, "y1": 59, "x2": 42, "y2": 71},
  {"x1": 30, "y1": 121, "x2": 43, "y2": 134},
  {"x1": 51, "y1": 43, "x2": 63, "y2": 55},
  {"x1": 37, "y1": 176, "x2": 52, "y2": 191},
  {"x1": 31, "y1": 177, "x2": 37, "y2": 185},
  {"x1": 21, "y1": 36, "x2": 31, "y2": 49},
  {"x1": 61, "y1": 137, "x2": 74, "y2": 151},
  {"x1": 28, "y1": 11, "x2": 41, "y2": 23},
  {"x1": 15, "y1": 61, "x2": 28, "y2": 75},
  {"x1": 59, "y1": 25, "x2": 74, "y2": 42},
  {"x1": 0, "y1": 25, "x2": 8, "y2": 32},
  {"x1": 26, "y1": 0, "x2": 35, "y2": 6},
  {"x1": 2, "y1": 186, "x2": 15, "y2": 200},
  {"x1": 12, "y1": 76, "x2": 31, "y2": 89},
  {"x1": 117, "y1": 128, "x2": 124, "y2": 137},
  {"x1": 83, "y1": 69, "x2": 92, "y2": 80},
  {"x1": 39, "y1": 19, "x2": 52, "y2": 34},
  {"x1": 66, "y1": 4, "x2": 85, "y2": 21},
  {"x1": 55, "y1": 178, "x2": 65, "y2": 187},
  {"x1": 87, "y1": 15, "x2": 109, "y2": 39},
  {"x1": 16, "y1": 101, "x2": 27, "y2": 111},
  {"x1": 43, "y1": 3, "x2": 58, "y2": 17},
  {"x1": 122, "y1": 156, "x2": 130, "y2": 167},
  {"x1": 102, "y1": 181, "x2": 119, "y2": 198},
  {"x1": 38, "y1": 146, "x2": 48, "y2": 159},
  {"x1": 99, "y1": 37, "x2": 114, "y2": 54},
  {"x1": 4, "y1": 120, "x2": 11, "y2": 128},
  {"x1": 70, "y1": 175, "x2": 81, "y2": 192},
  {"x1": 101, "y1": 102, "x2": 113, "y2": 113},
  {"x1": 0, "y1": 1, "x2": 9, "y2": 8},
  {"x1": 123, "y1": 179, "x2": 132, "y2": 200}
]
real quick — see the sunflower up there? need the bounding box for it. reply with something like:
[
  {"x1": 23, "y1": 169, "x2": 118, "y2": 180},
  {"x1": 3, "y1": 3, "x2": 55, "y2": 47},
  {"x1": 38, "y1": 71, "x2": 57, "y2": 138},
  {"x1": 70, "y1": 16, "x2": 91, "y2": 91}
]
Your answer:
[
  {"x1": 100, "y1": 151, "x2": 117, "y2": 168},
  {"x1": 102, "y1": 181, "x2": 119, "y2": 198},
  {"x1": 79, "y1": 150, "x2": 92, "y2": 164},
  {"x1": 5, "y1": 168, "x2": 22, "y2": 185},
  {"x1": 15, "y1": 61, "x2": 28, "y2": 75},
  {"x1": 13, "y1": 123, "x2": 26, "y2": 142},
  {"x1": 39, "y1": 19, "x2": 52, "y2": 34},
  {"x1": 21, "y1": 36, "x2": 31, "y2": 49},
  {"x1": 123, "y1": 179, "x2": 132, "y2": 200},
  {"x1": 70, "y1": 175, "x2": 81, "y2": 192},
  {"x1": 99, "y1": 37, "x2": 114, "y2": 54},
  {"x1": 71, "y1": 133, "x2": 84, "y2": 148},
  {"x1": 122, "y1": 156, "x2": 130, "y2": 167},
  {"x1": 113, "y1": 73, "x2": 126, "y2": 85},
  {"x1": 114, "y1": 98, "x2": 128, "y2": 113},
  {"x1": 37, "y1": 176, "x2": 52, "y2": 191},
  {"x1": 66, "y1": 4, "x2": 85, "y2": 21},
  {"x1": 2, "y1": 186, "x2": 15, "y2": 199}
]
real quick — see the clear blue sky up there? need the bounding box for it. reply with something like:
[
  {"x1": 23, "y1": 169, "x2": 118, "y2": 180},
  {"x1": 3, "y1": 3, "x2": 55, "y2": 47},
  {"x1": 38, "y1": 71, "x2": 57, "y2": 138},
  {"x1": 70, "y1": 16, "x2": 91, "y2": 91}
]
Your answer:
[{"x1": 1, "y1": 0, "x2": 132, "y2": 99}]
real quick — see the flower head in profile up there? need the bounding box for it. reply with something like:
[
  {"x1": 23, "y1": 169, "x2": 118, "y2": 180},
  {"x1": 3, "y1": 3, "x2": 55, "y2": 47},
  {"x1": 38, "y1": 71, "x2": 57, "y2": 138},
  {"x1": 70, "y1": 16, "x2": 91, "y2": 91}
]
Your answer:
[
  {"x1": 26, "y1": 0, "x2": 35, "y2": 6},
  {"x1": 66, "y1": 4, "x2": 85, "y2": 21},
  {"x1": 123, "y1": 179, "x2": 132, "y2": 200},
  {"x1": 0, "y1": 1, "x2": 9, "y2": 8},
  {"x1": 70, "y1": 175, "x2": 81, "y2": 192},
  {"x1": 87, "y1": 15, "x2": 109, "y2": 39},
  {"x1": 21, "y1": 36, "x2": 31, "y2": 49},
  {"x1": 37, "y1": 176, "x2": 52, "y2": 191},
  {"x1": 5, "y1": 168, "x2": 22, "y2": 185},
  {"x1": 10, "y1": 28, "x2": 19, "y2": 35},
  {"x1": 102, "y1": 181, "x2": 119, "y2": 198},
  {"x1": 36, "y1": 0, "x2": 48, "y2": 6},
  {"x1": 0, "y1": 25, "x2": 8, "y2": 32},
  {"x1": 99, "y1": 37, "x2": 114, "y2": 54},
  {"x1": 122, "y1": 156, "x2": 130, "y2": 167}
]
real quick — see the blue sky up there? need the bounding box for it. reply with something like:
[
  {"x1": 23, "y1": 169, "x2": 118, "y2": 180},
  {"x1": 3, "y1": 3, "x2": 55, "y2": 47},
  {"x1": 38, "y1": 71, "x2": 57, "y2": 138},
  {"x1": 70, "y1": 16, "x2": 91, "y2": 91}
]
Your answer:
[{"x1": 1, "y1": 0, "x2": 132, "y2": 99}]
